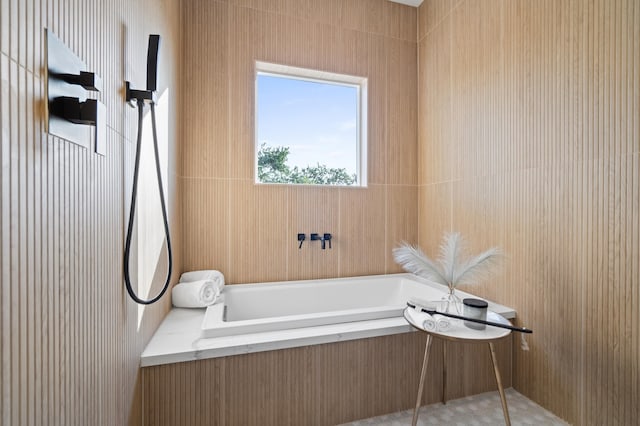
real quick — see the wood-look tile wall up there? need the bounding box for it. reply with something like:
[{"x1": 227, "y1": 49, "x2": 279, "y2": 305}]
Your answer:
[
  {"x1": 417, "y1": 0, "x2": 639, "y2": 424},
  {"x1": 142, "y1": 332, "x2": 512, "y2": 426},
  {"x1": 180, "y1": 0, "x2": 418, "y2": 283},
  {"x1": 0, "y1": 0, "x2": 181, "y2": 424}
]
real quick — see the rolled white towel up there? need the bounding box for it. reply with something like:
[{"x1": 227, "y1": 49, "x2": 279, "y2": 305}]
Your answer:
[
  {"x1": 422, "y1": 313, "x2": 437, "y2": 332},
  {"x1": 433, "y1": 314, "x2": 451, "y2": 332},
  {"x1": 172, "y1": 280, "x2": 219, "y2": 308},
  {"x1": 179, "y1": 270, "x2": 225, "y2": 286},
  {"x1": 179, "y1": 270, "x2": 225, "y2": 297}
]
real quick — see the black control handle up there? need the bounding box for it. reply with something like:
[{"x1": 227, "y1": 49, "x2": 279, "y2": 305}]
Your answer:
[{"x1": 323, "y1": 233, "x2": 332, "y2": 249}]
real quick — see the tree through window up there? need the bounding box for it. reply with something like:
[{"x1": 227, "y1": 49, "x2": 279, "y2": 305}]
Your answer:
[{"x1": 255, "y1": 62, "x2": 367, "y2": 187}]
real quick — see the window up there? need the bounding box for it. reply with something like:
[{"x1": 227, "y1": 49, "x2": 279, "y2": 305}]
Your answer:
[{"x1": 255, "y1": 62, "x2": 367, "y2": 186}]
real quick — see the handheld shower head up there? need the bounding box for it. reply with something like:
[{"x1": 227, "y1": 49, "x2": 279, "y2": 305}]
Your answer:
[
  {"x1": 146, "y1": 34, "x2": 160, "y2": 92},
  {"x1": 126, "y1": 34, "x2": 160, "y2": 105}
]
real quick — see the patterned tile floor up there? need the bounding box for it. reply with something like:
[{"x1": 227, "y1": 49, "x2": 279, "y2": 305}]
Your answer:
[{"x1": 340, "y1": 388, "x2": 569, "y2": 426}]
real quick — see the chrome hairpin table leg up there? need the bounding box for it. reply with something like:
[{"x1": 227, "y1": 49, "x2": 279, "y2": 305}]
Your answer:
[
  {"x1": 412, "y1": 334, "x2": 433, "y2": 426},
  {"x1": 489, "y1": 342, "x2": 511, "y2": 426}
]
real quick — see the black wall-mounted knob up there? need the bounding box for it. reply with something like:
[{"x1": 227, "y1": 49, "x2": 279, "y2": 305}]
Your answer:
[
  {"x1": 50, "y1": 97, "x2": 107, "y2": 156},
  {"x1": 310, "y1": 233, "x2": 332, "y2": 249},
  {"x1": 323, "y1": 233, "x2": 332, "y2": 249},
  {"x1": 297, "y1": 233, "x2": 306, "y2": 249},
  {"x1": 52, "y1": 71, "x2": 103, "y2": 91}
]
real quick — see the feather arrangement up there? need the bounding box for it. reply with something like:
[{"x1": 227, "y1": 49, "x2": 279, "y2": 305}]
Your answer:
[{"x1": 392, "y1": 233, "x2": 503, "y2": 292}]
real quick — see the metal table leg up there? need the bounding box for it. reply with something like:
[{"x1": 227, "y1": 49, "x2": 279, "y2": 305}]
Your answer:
[
  {"x1": 442, "y1": 340, "x2": 447, "y2": 404},
  {"x1": 412, "y1": 334, "x2": 433, "y2": 426},
  {"x1": 488, "y1": 342, "x2": 511, "y2": 426}
]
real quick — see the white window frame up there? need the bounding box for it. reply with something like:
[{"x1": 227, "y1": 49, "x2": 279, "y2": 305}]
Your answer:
[{"x1": 254, "y1": 61, "x2": 368, "y2": 187}]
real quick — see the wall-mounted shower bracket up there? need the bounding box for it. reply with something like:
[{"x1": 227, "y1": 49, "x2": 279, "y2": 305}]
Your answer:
[{"x1": 125, "y1": 81, "x2": 153, "y2": 105}]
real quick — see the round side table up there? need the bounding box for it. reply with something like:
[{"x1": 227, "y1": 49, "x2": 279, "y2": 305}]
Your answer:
[{"x1": 404, "y1": 307, "x2": 512, "y2": 426}]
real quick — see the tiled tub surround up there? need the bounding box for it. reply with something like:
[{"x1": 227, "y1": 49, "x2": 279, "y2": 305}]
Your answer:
[
  {"x1": 142, "y1": 273, "x2": 515, "y2": 365},
  {"x1": 143, "y1": 330, "x2": 513, "y2": 425},
  {"x1": 141, "y1": 274, "x2": 516, "y2": 424}
]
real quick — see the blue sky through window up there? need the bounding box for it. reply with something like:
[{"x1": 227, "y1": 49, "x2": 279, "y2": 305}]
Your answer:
[{"x1": 256, "y1": 74, "x2": 358, "y2": 175}]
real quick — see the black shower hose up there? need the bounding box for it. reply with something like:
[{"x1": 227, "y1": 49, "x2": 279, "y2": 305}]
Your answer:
[{"x1": 123, "y1": 98, "x2": 173, "y2": 305}]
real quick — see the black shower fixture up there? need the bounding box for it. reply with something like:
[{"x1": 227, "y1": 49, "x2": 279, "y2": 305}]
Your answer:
[
  {"x1": 123, "y1": 34, "x2": 173, "y2": 305},
  {"x1": 45, "y1": 29, "x2": 106, "y2": 154},
  {"x1": 126, "y1": 34, "x2": 160, "y2": 104},
  {"x1": 310, "y1": 233, "x2": 332, "y2": 250}
]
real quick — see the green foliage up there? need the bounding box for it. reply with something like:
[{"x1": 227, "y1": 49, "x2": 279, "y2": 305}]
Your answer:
[
  {"x1": 257, "y1": 143, "x2": 357, "y2": 186},
  {"x1": 257, "y1": 144, "x2": 293, "y2": 183}
]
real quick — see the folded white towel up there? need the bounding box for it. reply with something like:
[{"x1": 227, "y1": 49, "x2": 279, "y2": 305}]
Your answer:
[{"x1": 172, "y1": 280, "x2": 219, "y2": 308}]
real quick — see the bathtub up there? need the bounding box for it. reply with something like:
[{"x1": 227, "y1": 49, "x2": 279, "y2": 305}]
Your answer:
[
  {"x1": 201, "y1": 274, "x2": 511, "y2": 338},
  {"x1": 141, "y1": 273, "x2": 515, "y2": 366}
]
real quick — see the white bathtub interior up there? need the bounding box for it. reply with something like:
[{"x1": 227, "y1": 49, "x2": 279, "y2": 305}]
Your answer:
[{"x1": 201, "y1": 274, "x2": 515, "y2": 338}]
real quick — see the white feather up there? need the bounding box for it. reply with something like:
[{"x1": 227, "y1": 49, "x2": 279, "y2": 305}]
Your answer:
[
  {"x1": 455, "y1": 247, "x2": 503, "y2": 286},
  {"x1": 439, "y1": 232, "x2": 463, "y2": 284},
  {"x1": 393, "y1": 234, "x2": 503, "y2": 289},
  {"x1": 392, "y1": 243, "x2": 448, "y2": 286}
]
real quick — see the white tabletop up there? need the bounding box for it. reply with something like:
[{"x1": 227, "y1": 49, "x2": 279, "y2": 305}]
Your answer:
[{"x1": 403, "y1": 307, "x2": 511, "y2": 342}]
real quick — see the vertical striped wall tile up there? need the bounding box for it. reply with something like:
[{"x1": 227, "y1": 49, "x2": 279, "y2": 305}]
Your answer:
[
  {"x1": 418, "y1": 0, "x2": 640, "y2": 424},
  {"x1": 386, "y1": 185, "x2": 419, "y2": 272},
  {"x1": 181, "y1": 0, "x2": 417, "y2": 288},
  {"x1": 287, "y1": 185, "x2": 341, "y2": 281},
  {"x1": 0, "y1": 0, "x2": 182, "y2": 424},
  {"x1": 142, "y1": 332, "x2": 512, "y2": 426}
]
